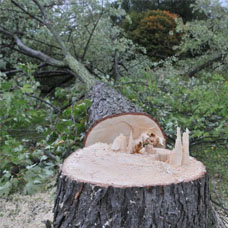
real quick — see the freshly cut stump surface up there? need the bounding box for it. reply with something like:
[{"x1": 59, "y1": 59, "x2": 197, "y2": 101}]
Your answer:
[
  {"x1": 53, "y1": 143, "x2": 209, "y2": 228},
  {"x1": 62, "y1": 143, "x2": 205, "y2": 187},
  {"x1": 84, "y1": 112, "x2": 166, "y2": 147}
]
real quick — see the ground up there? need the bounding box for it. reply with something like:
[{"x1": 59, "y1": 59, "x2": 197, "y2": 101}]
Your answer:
[{"x1": 0, "y1": 189, "x2": 54, "y2": 228}]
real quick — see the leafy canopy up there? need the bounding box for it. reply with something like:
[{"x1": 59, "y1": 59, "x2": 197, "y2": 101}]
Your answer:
[{"x1": 0, "y1": 0, "x2": 150, "y2": 81}]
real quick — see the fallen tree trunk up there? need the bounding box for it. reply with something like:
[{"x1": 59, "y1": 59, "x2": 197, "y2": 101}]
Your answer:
[
  {"x1": 86, "y1": 82, "x2": 143, "y2": 127},
  {"x1": 53, "y1": 81, "x2": 214, "y2": 228}
]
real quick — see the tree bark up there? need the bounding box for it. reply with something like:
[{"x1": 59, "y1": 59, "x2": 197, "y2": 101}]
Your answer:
[
  {"x1": 53, "y1": 167, "x2": 210, "y2": 228},
  {"x1": 86, "y1": 82, "x2": 143, "y2": 127}
]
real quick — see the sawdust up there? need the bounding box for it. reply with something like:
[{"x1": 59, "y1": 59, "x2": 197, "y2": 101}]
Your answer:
[
  {"x1": 0, "y1": 189, "x2": 54, "y2": 228},
  {"x1": 62, "y1": 143, "x2": 206, "y2": 188}
]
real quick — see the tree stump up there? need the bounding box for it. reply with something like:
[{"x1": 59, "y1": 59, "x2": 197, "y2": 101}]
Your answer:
[
  {"x1": 53, "y1": 143, "x2": 209, "y2": 228},
  {"x1": 53, "y1": 82, "x2": 211, "y2": 227}
]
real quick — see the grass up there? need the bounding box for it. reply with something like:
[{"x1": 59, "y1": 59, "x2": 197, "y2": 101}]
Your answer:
[{"x1": 192, "y1": 144, "x2": 228, "y2": 207}]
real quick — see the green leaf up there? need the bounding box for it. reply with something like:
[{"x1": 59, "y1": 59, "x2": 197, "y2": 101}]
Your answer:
[
  {"x1": 21, "y1": 84, "x2": 33, "y2": 94},
  {"x1": 0, "y1": 181, "x2": 12, "y2": 197}
]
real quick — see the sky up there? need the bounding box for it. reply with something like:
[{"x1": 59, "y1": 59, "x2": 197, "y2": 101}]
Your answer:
[{"x1": 220, "y1": 0, "x2": 228, "y2": 7}]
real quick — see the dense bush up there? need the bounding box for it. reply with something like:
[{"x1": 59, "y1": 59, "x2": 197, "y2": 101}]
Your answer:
[
  {"x1": 0, "y1": 64, "x2": 90, "y2": 196},
  {"x1": 119, "y1": 72, "x2": 228, "y2": 148},
  {"x1": 121, "y1": 0, "x2": 200, "y2": 22},
  {"x1": 122, "y1": 10, "x2": 182, "y2": 60}
]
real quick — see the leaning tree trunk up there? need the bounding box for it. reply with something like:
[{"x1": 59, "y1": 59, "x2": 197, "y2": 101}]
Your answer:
[
  {"x1": 86, "y1": 82, "x2": 143, "y2": 127},
  {"x1": 53, "y1": 81, "x2": 215, "y2": 228}
]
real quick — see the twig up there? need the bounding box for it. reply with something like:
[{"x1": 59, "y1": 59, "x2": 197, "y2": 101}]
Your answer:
[
  {"x1": 113, "y1": 49, "x2": 120, "y2": 81},
  {"x1": 211, "y1": 199, "x2": 228, "y2": 217},
  {"x1": 211, "y1": 189, "x2": 228, "y2": 216},
  {"x1": 35, "y1": 70, "x2": 71, "y2": 78},
  {"x1": 60, "y1": 93, "x2": 85, "y2": 111},
  {"x1": 71, "y1": 38, "x2": 79, "y2": 59},
  {"x1": 4, "y1": 63, "x2": 47, "y2": 75},
  {"x1": 0, "y1": 25, "x2": 65, "y2": 67},
  {"x1": 28, "y1": 94, "x2": 61, "y2": 113},
  {"x1": 191, "y1": 138, "x2": 227, "y2": 147},
  {"x1": 11, "y1": 0, "x2": 44, "y2": 24},
  {"x1": 85, "y1": 64, "x2": 103, "y2": 80},
  {"x1": 44, "y1": 149, "x2": 57, "y2": 161},
  {"x1": 115, "y1": 81, "x2": 149, "y2": 88},
  {"x1": 210, "y1": 204, "x2": 227, "y2": 228},
  {"x1": 81, "y1": 10, "x2": 103, "y2": 61},
  {"x1": 44, "y1": 2, "x2": 79, "y2": 8},
  {"x1": 119, "y1": 62, "x2": 129, "y2": 72},
  {"x1": 26, "y1": 36, "x2": 61, "y2": 50},
  {"x1": 65, "y1": 69, "x2": 80, "y2": 79}
]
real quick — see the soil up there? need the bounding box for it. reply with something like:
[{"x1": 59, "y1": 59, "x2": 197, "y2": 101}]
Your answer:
[{"x1": 0, "y1": 189, "x2": 54, "y2": 228}]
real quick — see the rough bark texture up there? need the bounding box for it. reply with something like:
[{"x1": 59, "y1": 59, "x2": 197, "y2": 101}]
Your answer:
[
  {"x1": 87, "y1": 82, "x2": 143, "y2": 127},
  {"x1": 53, "y1": 172, "x2": 211, "y2": 228}
]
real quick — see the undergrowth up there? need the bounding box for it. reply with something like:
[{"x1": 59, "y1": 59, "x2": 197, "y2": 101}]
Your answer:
[
  {"x1": 0, "y1": 64, "x2": 90, "y2": 196},
  {"x1": 192, "y1": 145, "x2": 228, "y2": 205}
]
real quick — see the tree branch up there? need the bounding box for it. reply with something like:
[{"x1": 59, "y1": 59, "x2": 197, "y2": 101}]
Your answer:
[
  {"x1": 31, "y1": 0, "x2": 69, "y2": 56},
  {"x1": 81, "y1": 11, "x2": 103, "y2": 61},
  {"x1": 186, "y1": 54, "x2": 223, "y2": 77},
  {"x1": 15, "y1": 35, "x2": 65, "y2": 66},
  {"x1": 11, "y1": 0, "x2": 43, "y2": 24},
  {"x1": 31, "y1": 0, "x2": 96, "y2": 89},
  {"x1": 113, "y1": 49, "x2": 121, "y2": 81},
  {"x1": 28, "y1": 94, "x2": 61, "y2": 113},
  {"x1": 0, "y1": 26, "x2": 65, "y2": 67}
]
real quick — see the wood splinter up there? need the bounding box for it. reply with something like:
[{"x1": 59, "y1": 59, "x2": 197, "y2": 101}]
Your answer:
[
  {"x1": 169, "y1": 127, "x2": 190, "y2": 167},
  {"x1": 110, "y1": 126, "x2": 190, "y2": 167}
]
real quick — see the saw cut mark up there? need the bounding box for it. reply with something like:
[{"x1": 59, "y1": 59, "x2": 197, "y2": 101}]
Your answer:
[{"x1": 84, "y1": 112, "x2": 166, "y2": 148}]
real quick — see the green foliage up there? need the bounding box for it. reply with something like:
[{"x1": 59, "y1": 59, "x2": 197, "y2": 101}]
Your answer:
[
  {"x1": 0, "y1": 0, "x2": 150, "y2": 81},
  {"x1": 119, "y1": 72, "x2": 228, "y2": 147},
  {"x1": 173, "y1": 0, "x2": 228, "y2": 75},
  {"x1": 122, "y1": 10, "x2": 182, "y2": 60},
  {"x1": 121, "y1": 0, "x2": 200, "y2": 22},
  {"x1": 192, "y1": 145, "x2": 228, "y2": 200},
  {"x1": 0, "y1": 64, "x2": 90, "y2": 196}
]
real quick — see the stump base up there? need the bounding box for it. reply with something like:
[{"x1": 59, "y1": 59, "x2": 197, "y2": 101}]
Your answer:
[{"x1": 54, "y1": 144, "x2": 210, "y2": 228}]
